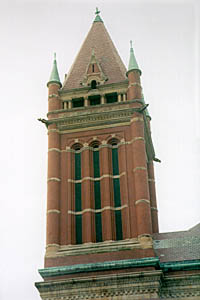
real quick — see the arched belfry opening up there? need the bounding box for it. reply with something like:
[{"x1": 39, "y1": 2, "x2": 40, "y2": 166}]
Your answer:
[{"x1": 91, "y1": 80, "x2": 97, "y2": 89}]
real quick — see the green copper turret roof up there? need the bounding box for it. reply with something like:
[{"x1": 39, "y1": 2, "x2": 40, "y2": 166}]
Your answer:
[
  {"x1": 127, "y1": 41, "x2": 141, "y2": 76},
  {"x1": 47, "y1": 53, "x2": 62, "y2": 87},
  {"x1": 94, "y1": 7, "x2": 103, "y2": 23}
]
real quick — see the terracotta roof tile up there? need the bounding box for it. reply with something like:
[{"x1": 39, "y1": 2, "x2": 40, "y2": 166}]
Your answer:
[{"x1": 62, "y1": 21, "x2": 127, "y2": 91}]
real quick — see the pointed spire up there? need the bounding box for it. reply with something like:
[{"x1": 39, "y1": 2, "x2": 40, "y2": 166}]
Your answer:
[
  {"x1": 127, "y1": 41, "x2": 141, "y2": 76},
  {"x1": 47, "y1": 53, "x2": 62, "y2": 87},
  {"x1": 94, "y1": 7, "x2": 103, "y2": 23}
]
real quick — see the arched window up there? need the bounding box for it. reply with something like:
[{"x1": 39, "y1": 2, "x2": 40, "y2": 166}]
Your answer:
[
  {"x1": 109, "y1": 139, "x2": 123, "y2": 241},
  {"x1": 72, "y1": 143, "x2": 83, "y2": 244},
  {"x1": 91, "y1": 142, "x2": 103, "y2": 242},
  {"x1": 91, "y1": 80, "x2": 97, "y2": 89}
]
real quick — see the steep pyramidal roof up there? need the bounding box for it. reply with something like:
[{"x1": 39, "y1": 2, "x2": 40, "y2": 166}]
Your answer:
[{"x1": 62, "y1": 14, "x2": 127, "y2": 91}]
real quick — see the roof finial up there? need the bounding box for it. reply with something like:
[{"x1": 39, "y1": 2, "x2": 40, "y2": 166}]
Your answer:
[
  {"x1": 95, "y1": 7, "x2": 100, "y2": 15},
  {"x1": 130, "y1": 40, "x2": 133, "y2": 49},
  {"x1": 54, "y1": 52, "x2": 56, "y2": 60},
  {"x1": 94, "y1": 7, "x2": 103, "y2": 23}
]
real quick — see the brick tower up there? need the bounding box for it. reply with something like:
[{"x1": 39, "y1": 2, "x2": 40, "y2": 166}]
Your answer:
[{"x1": 36, "y1": 10, "x2": 200, "y2": 300}]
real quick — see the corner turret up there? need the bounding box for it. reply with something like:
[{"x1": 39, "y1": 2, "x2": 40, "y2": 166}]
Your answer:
[
  {"x1": 127, "y1": 41, "x2": 142, "y2": 100},
  {"x1": 47, "y1": 53, "x2": 62, "y2": 112}
]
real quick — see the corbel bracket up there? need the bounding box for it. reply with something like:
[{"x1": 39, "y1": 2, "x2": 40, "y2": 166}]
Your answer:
[{"x1": 38, "y1": 118, "x2": 49, "y2": 128}]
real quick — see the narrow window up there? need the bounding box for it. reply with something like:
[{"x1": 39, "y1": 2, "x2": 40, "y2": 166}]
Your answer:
[
  {"x1": 111, "y1": 141, "x2": 123, "y2": 241},
  {"x1": 105, "y1": 92, "x2": 118, "y2": 103},
  {"x1": 91, "y1": 80, "x2": 97, "y2": 89},
  {"x1": 92, "y1": 144, "x2": 102, "y2": 242},
  {"x1": 92, "y1": 64, "x2": 95, "y2": 72},
  {"x1": 89, "y1": 95, "x2": 100, "y2": 105},
  {"x1": 74, "y1": 145, "x2": 82, "y2": 244},
  {"x1": 72, "y1": 97, "x2": 84, "y2": 108}
]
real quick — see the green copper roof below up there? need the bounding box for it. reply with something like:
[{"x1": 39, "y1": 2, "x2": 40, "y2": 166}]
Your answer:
[
  {"x1": 47, "y1": 53, "x2": 61, "y2": 87},
  {"x1": 127, "y1": 41, "x2": 141, "y2": 75}
]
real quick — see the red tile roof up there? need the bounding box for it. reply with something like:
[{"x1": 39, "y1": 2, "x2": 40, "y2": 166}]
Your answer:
[{"x1": 62, "y1": 20, "x2": 127, "y2": 91}]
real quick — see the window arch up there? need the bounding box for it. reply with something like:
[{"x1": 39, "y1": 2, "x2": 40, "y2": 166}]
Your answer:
[
  {"x1": 72, "y1": 143, "x2": 83, "y2": 244},
  {"x1": 91, "y1": 80, "x2": 97, "y2": 89},
  {"x1": 108, "y1": 139, "x2": 123, "y2": 241},
  {"x1": 90, "y1": 141, "x2": 103, "y2": 243}
]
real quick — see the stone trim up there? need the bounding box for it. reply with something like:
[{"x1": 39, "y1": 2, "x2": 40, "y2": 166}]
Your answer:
[
  {"x1": 48, "y1": 148, "x2": 61, "y2": 153},
  {"x1": 130, "y1": 117, "x2": 143, "y2": 123},
  {"x1": 151, "y1": 207, "x2": 158, "y2": 211},
  {"x1": 148, "y1": 178, "x2": 155, "y2": 182},
  {"x1": 46, "y1": 243, "x2": 59, "y2": 249},
  {"x1": 135, "y1": 199, "x2": 150, "y2": 205},
  {"x1": 133, "y1": 166, "x2": 147, "y2": 172},
  {"x1": 48, "y1": 94, "x2": 60, "y2": 99},
  {"x1": 47, "y1": 209, "x2": 61, "y2": 214},
  {"x1": 48, "y1": 129, "x2": 59, "y2": 133},
  {"x1": 68, "y1": 204, "x2": 128, "y2": 215},
  {"x1": 65, "y1": 137, "x2": 144, "y2": 153},
  {"x1": 47, "y1": 177, "x2": 61, "y2": 182},
  {"x1": 68, "y1": 172, "x2": 126, "y2": 183},
  {"x1": 128, "y1": 82, "x2": 142, "y2": 88}
]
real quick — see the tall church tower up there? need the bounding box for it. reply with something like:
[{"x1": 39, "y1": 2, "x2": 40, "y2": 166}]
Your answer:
[{"x1": 36, "y1": 10, "x2": 162, "y2": 299}]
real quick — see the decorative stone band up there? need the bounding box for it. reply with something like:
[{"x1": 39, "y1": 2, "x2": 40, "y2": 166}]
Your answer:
[
  {"x1": 148, "y1": 178, "x2": 155, "y2": 182},
  {"x1": 48, "y1": 129, "x2": 59, "y2": 134},
  {"x1": 133, "y1": 166, "x2": 147, "y2": 172},
  {"x1": 130, "y1": 117, "x2": 143, "y2": 123},
  {"x1": 48, "y1": 94, "x2": 60, "y2": 99},
  {"x1": 47, "y1": 177, "x2": 61, "y2": 182},
  {"x1": 64, "y1": 137, "x2": 145, "y2": 154},
  {"x1": 46, "y1": 243, "x2": 59, "y2": 249},
  {"x1": 48, "y1": 148, "x2": 61, "y2": 153},
  {"x1": 68, "y1": 204, "x2": 128, "y2": 215},
  {"x1": 47, "y1": 209, "x2": 61, "y2": 214},
  {"x1": 151, "y1": 207, "x2": 158, "y2": 211},
  {"x1": 128, "y1": 82, "x2": 142, "y2": 88},
  {"x1": 68, "y1": 172, "x2": 126, "y2": 183},
  {"x1": 38, "y1": 257, "x2": 159, "y2": 278},
  {"x1": 135, "y1": 199, "x2": 150, "y2": 205}
]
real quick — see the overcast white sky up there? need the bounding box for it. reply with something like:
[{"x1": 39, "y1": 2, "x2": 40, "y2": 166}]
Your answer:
[{"x1": 0, "y1": 0, "x2": 199, "y2": 299}]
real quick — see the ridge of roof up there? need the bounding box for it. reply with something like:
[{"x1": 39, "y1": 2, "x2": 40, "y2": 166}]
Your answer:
[{"x1": 62, "y1": 18, "x2": 127, "y2": 91}]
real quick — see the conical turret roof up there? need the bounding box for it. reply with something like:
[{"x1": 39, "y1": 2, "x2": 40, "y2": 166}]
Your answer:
[
  {"x1": 127, "y1": 41, "x2": 141, "y2": 76},
  {"x1": 62, "y1": 13, "x2": 127, "y2": 91},
  {"x1": 47, "y1": 53, "x2": 62, "y2": 87}
]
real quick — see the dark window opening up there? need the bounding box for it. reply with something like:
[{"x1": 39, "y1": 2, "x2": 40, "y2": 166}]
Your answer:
[
  {"x1": 91, "y1": 80, "x2": 97, "y2": 89},
  {"x1": 89, "y1": 95, "x2": 101, "y2": 106},
  {"x1": 105, "y1": 92, "x2": 118, "y2": 104},
  {"x1": 92, "y1": 64, "x2": 95, "y2": 72},
  {"x1": 72, "y1": 97, "x2": 84, "y2": 108}
]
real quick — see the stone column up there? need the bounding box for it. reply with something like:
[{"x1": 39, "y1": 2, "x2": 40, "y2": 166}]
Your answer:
[
  {"x1": 68, "y1": 99, "x2": 72, "y2": 109},
  {"x1": 117, "y1": 93, "x2": 121, "y2": 102},
  {"x1": 82, "y1": 144, "x2": 94, "y2": 243},
  {"x1": 101, "y1": 94, "x2": 105, "y2": 104},
  {"x1": 100, "y1": 142, "x2": 113, "y2": 241},
  {"x1": 118, "y1": 141, "x2": 131, "y2": 239},
  {"x1": 84, "y1": 96, "x2": 89, "y2": 107},
  {"x1": 46, "y1": 83, "x2": 61, "y2": 254},
  {"x1": 130, "y1": 115, "x2": 152, "y2": 238},
  {"x1": 123, "y1": 93, "x2": 126, "y2": 102},
  {"x1": 66, "y1": 148, "x2": 75, "y2": 245},
  {"x1": 147, "y1": 161, "x2": 159, "y2": 233},
  {"x1": 46, "y1": 124, "x2": 60, "y2": 253}
]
